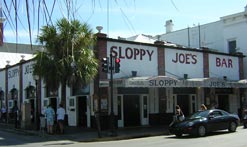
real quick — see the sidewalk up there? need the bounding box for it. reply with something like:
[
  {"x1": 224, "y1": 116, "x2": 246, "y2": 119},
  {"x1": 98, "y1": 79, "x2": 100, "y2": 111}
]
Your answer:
[{"x1": 0, "y1": 122, "x2": 169, "y2": 142}]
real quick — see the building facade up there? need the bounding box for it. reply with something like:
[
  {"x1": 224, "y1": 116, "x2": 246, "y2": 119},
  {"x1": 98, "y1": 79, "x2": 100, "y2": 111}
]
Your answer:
[
  {"x1": 0, "y1": 32, "x2": 246, "y2": 130},
  {"x1": 93, "y1": 32, "x2": 246, "y2": 127}
]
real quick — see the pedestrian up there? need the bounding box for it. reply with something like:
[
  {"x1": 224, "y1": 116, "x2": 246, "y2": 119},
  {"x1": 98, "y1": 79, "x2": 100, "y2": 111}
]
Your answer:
[
  {"x1": 1, "y1": 105, "x2": 7, "y2": 123},
  {"x1": 12, "y1": 100, "x2": 19, "y2": 128},
  {"x1": 175, "y1": 105, "x2": 185, "y2": 121},
  {"x1": 45, "y1": 104, "x2": 55, "y2": 134},
  {"x1": 56, "y1": 103, "x2": 65, "y2": 134},
  {"x1": 200, "y1": 104, "x2": 207, "y2": 111}
]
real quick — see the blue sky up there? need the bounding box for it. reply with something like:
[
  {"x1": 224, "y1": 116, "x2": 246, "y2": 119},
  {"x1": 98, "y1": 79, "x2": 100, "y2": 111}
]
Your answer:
[{"x1": 2, "y1": 0, "x2": 247, "y2": 44}]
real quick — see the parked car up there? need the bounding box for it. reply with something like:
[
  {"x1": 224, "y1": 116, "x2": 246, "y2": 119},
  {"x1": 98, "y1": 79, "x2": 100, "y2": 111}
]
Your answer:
[{"x1": 169, "y1": 109, "x2": 240, "y2": 137}]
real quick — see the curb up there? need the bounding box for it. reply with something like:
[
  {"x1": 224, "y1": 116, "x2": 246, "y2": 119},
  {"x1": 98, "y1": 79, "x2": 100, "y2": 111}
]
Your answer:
[{"x1": 0, "y1": 123, "x2": 169, "y2": 142}]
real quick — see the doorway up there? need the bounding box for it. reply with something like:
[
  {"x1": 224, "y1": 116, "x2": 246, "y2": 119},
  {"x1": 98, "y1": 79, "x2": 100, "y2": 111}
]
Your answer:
[
  {"x1": 30, "y1": 99, "x2": 35, "y2": 123},
  {"x1": 218, "y1": 95, "x2": 229, "y2": 111},
  {"x1": 123, "y1": 95, "x2": 140, "y2": 127},
  {"x1": 78, "y1": 96, "x2": 87, "y2": 127},
  {"x1": 177, "y1": 95, "x2": 190, "y2": 116},
  {"x1": 50, "y1": 98, "x2": 57, "y2": 113}
]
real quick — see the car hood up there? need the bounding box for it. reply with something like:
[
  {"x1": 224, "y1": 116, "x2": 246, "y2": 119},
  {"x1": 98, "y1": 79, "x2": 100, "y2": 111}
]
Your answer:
[{"x1": 171, "y1": 117, "x2": 206, "y2": 127}]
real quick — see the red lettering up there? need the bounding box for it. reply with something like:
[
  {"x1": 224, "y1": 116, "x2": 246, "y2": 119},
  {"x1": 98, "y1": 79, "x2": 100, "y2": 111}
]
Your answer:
[
  {"x1": 119, "y1": 46, "x2": 125, "y2": 59},
  {"x1": 140, "y1": 49, "x2": 146, "y2": 60},
  {"x1": 125, "y1": 47, "x2": 133, "y2": 59},
  {"x1": 110, "y1": 46, "x2": 118, "y2": 57},
  {"x1": 216, "y1": 57, "x2": 221, "y2": 67},
  {"x1": 191, "y1": 55, "x2": 197, "y2": 64},
  {"x1": 185, "y1": 54, "x2": 190, "y2": 64},
  {"x1": 172, "y1": 53, "x2": 197, "y2": 64},
  {"x1": 222, "y1": 58, "x2": 227, "y2": 67},
  {"x1": 109, "y1": 46, "x2": 154, "y2": 61},
  {"x1": 228, "y1": 59, "x2": 233, "y2": 68},
  {"x1": 134, "y1": 48, "x2": 140, "y2": 60},
  {"x1": 215, "y1": 57, "x2": 233, "y2": 68},
  {"x1": 179, "y1": 54, "x2": 185, "y2": 63}
]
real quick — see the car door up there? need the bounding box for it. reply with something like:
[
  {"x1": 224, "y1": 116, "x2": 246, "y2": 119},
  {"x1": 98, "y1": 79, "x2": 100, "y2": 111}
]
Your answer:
[{"x1": 207, "y1": 111, "x2": 223, "y2": 131}]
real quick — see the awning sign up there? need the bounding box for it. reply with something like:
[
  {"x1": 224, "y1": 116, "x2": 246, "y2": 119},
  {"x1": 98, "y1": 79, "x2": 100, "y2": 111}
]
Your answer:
[
  {"x1": 149, "y1": 79, "x2": 178, "y2": 87},
  {"x1": 100, "y1": 76, "x2": 247, "y2": 88}
]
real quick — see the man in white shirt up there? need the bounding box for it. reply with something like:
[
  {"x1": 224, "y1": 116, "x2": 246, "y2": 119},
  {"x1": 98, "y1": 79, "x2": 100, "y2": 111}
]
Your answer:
[{"x1": 57, "y1": 103, "x2": 65, "y2": 134}]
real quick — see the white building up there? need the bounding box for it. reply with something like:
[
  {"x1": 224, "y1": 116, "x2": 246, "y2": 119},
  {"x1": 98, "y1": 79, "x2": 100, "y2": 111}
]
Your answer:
[{"x1": 127, "y1": 5, "x2": 247, "y2": 80}]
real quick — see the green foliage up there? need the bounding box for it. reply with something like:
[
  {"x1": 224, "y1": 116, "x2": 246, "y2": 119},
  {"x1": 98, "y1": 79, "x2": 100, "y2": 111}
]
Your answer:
[{"x1": 33, "y1": 18, "x2": 98, "y2": 91}]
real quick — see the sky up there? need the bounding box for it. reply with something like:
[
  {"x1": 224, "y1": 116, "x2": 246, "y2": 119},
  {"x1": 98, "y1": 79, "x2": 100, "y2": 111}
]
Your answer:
[{"x1": 2, "y1": 0, "x2": 247, "y2": 44}]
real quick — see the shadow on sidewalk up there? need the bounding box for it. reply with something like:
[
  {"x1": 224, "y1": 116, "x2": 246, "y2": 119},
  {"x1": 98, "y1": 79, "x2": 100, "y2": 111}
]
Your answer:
[{"x1": 0, "y1": 122, "x2": 169, "y2": 142}]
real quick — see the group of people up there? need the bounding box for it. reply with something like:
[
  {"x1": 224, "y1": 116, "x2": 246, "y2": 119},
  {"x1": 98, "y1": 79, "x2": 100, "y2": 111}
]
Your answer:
[
  {"x1": 44, "y1": 103, "x2": 65, "y2": 134},
  {"x1": 174, "y1": 104, "x2": 207, "y2": 122}
]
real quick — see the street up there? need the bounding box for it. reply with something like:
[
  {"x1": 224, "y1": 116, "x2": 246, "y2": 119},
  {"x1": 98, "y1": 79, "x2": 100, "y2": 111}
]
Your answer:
[{"x1": 0, "y1": 127, "x2": 247, "y2": 147}]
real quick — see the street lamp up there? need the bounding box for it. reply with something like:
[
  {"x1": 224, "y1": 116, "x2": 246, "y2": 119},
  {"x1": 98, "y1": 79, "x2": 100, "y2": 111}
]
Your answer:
[{"x1": 33, "y1": 75, "x2": 39, "y2": 130}]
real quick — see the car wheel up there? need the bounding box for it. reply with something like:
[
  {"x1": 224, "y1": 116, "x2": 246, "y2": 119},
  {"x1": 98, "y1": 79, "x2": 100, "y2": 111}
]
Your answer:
[
  {"x1": 228, "y1": 122, "x2": 237, "y2": 132},
  {"x1": 197, "y1": 125, "x2": 206, "y2": 137},
  {"x1": 175, "y1": 133, "x2": 182, "y2": 137}
]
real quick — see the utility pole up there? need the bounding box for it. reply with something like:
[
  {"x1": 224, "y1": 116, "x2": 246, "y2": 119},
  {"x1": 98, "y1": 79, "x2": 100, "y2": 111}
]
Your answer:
[
  {"x1": 101, "y1": 54, "x2": 121, "y2": 136},
  {"x1": 109, "y1": 53, "x2": 116, "y2": 136}
]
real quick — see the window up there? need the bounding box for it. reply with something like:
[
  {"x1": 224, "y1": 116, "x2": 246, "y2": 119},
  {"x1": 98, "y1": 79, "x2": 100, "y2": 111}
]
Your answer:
[{"x1": 228, "y1": 40, "x2": 236, "y2": 54}]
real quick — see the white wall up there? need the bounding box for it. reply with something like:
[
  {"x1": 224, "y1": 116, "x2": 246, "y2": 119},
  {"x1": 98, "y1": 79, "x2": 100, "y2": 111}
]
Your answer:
[
  {"x1": 160, "y1": 10, "x2": 247, "y2": 78},
  {"x1": 208, "y1": 54, "x2": 239, "y2": 80},
  {"x1": 165, "y1": 48, "x2": 204, "y2": 79},
  {"x1": 107, "y1": 41, "x2": 158, "y2": 79},
  {"x1": 0, "y1": 71, "x2": 5, "y2": 92},
  {"x1": 7, "y1": 66, "x2": 20, "y2": 94},
  {"x1": 22, "y1": 61, "x2": 36, "y2": 101},
  {"x1": 149, "y1": 88, "x2": 159, "y2": 113},
  {"x1": 161, "y1": 21, "x2": 223, "y2": 50}
]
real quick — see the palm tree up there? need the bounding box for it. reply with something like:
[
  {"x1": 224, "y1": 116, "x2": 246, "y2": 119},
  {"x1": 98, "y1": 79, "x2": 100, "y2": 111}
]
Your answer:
[{"x1": 33, "y1": 18, "x2": 98, "y2": 105}]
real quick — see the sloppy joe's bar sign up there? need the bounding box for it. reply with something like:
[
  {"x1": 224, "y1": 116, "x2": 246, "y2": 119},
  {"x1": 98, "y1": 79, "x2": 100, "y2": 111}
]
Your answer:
[
  {"x1": 110, "y1": 45, "x2": 154, "y2": 61},
  {"x1": 165, "y1": 49, "x2": 204, "y2": 78},
  {"x1": 107, "y1": 42, "x2": 158, "y2": 77}
]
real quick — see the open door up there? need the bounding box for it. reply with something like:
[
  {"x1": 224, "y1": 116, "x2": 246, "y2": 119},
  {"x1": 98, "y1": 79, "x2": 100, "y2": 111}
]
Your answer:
[{"x1": 67, "y1": 96, "x2": 77, "y2": 126}]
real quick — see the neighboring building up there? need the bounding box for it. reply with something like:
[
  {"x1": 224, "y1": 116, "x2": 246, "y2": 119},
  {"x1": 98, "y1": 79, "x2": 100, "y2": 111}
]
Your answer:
[{"x1": 127, "y1": 5, "x2": 247, "y2": 80}]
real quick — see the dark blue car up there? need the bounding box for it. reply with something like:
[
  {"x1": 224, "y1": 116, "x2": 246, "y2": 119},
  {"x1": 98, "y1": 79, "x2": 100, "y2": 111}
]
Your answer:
[{"x1": 169, "y1": 109, "x2": 240, "y2": 137}]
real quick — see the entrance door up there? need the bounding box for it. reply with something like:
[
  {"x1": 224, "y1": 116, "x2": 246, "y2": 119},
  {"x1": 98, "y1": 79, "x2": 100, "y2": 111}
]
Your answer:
[
  {"x1": 218, "y1": 95, "x2": 229, "y2": 111},
  {"x1": 177, "y1": 95, "x2": 190, "y2": 116},
  {"x1": 67, "y1": 96, "x2": 77, "y2": 126},
  {"x1": 78, "y1": 96, "x2": 87, "y2": 128},
  {"x1": 123, "y1": 95, "x2": 140, "y2": 127},
  {"x1": 30, "y1": 99, "x2": 35, "y2": 123},
  {"x1": 50, "y1": 98, "x2": 57, "y2": 113},
  {"x1": 141, "y1": 95, "x2": 149, "y2": 125}
]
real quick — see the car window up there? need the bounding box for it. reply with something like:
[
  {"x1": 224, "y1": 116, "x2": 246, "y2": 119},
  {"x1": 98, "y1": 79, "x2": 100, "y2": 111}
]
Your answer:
[
  {"x1": 189, "y1": 110, "x2": 209, "y2": 119},
  {"x1": 209, "y1": 111, "x2": 223, "y2": 117}
]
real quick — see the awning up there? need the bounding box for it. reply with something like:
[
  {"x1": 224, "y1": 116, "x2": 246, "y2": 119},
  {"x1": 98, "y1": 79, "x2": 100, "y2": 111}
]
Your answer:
[
  {"x1": 125, "y1": 76, "x2": 179, "y2": 87},
  {"x1": 100, "y1": 76, "x2": 247, "y2": 88}
]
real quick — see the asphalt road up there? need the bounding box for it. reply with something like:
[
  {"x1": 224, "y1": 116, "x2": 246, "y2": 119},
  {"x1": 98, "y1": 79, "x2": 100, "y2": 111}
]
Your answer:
[{"x1": 0, "y1": 126, "x2": 247, "y2": 147}]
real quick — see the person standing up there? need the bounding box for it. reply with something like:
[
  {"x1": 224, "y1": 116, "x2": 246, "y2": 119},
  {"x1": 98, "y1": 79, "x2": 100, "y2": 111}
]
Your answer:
[
  {"x1": 200, "y1": 104, "x2": 207, "y2": 111},
  {"x1": 1, "y1": 105, "x2": 7, "y2": 123},
  {"x1": 12, "y1": 101, "x2": 19, "y2": 128},
  {"x1": 175, "y1": 105, "x2": 185, "y2": 121},
  {"x1": 45, "y1": 104, "x2": 55, "y2": 134},
  {"x1": 56, "y1": 103, "x2": 65, "y2": 134}
]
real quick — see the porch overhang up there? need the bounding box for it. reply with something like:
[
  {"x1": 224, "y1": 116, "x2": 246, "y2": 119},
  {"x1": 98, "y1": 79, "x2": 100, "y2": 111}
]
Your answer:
[{"x1": 99, "y1": 76, "x2": 247, "y2": 88}]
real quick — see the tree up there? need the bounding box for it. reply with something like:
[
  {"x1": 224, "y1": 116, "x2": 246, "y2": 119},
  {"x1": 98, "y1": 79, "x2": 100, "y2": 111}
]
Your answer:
[{"x1": 33, "y1": 18, "x2": 98, "y2": 105}]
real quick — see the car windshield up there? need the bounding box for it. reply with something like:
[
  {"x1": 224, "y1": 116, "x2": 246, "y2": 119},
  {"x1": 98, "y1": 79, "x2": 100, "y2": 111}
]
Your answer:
[{"x1": 189, "y1": 110, "x2": 209, "y2": 119}]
